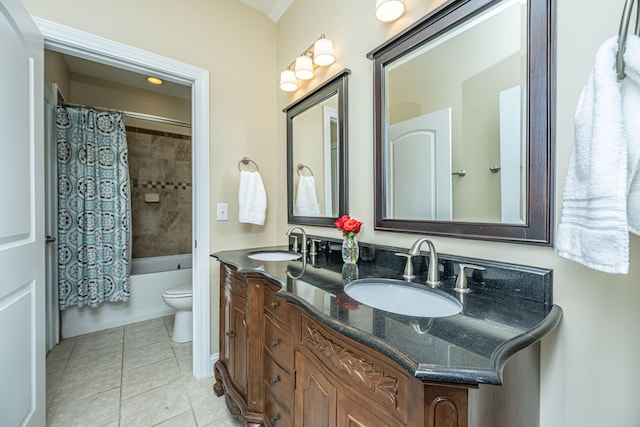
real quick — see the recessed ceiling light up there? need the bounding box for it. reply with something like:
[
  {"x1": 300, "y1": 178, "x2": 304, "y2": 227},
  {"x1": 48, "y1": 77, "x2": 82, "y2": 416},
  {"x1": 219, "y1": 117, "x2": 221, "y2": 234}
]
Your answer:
[{"x1": 146, "y1": 76, "x2": 164, "y2": 85}]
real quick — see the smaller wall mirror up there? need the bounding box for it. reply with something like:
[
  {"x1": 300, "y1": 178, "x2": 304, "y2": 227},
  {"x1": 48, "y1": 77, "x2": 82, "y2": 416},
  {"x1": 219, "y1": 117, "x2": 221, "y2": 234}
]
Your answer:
[{"x1": 285, "y1": 69, "x2": 350, "y2": 227}]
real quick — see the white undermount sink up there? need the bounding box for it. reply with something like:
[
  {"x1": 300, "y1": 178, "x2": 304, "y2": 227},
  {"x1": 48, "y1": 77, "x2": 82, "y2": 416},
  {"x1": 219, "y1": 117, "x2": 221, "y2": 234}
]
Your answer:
[
  {"x1": 247, "y1": 250, "x2": 302, "y2": 262},
  {"x1": 344, "y1": 279, "x2": 462, "y2": 317}
]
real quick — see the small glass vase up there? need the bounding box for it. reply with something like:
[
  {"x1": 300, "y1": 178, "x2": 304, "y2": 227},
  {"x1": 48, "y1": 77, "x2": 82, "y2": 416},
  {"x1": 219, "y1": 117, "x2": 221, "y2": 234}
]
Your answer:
[{"x1": 341, "y1": 235, "x2": 359, "y2": 264}]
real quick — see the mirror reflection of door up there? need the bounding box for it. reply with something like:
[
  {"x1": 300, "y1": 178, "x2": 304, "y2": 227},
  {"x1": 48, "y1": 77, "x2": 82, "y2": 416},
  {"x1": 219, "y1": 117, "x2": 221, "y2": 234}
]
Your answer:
[
  {"x1": 323, "y1": 106, "x2": 338, "y2": 217},
  {"x1": 386, "y1": 108, "x2": 452, "y2": 220},
  {"x1": 499, "y1": 85, "x2": 525, "y2": 224}
]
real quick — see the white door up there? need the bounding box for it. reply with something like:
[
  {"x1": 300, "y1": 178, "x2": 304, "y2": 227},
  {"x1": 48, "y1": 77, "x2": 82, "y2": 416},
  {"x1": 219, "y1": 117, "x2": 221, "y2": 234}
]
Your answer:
[
  {"x1": 0, "y1": 0, "x2": 46, "y2": 426},
  {"x1": 386, "y1": 108, "x2": 452, "y2": 220}
]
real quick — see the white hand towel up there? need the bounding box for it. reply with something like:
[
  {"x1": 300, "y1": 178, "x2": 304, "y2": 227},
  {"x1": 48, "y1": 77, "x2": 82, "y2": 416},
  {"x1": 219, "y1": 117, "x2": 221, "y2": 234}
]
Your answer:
[
  {"x1": 238, "y1": 170, "x2": 267, "y2": 225},
  {"x1": 622, "y1": 36, "x2": 640, "y2": 235},
  {"x1": 557, "y1": 35, "x2": 640, "y2": 274},
  {"x1": 295, "y1": 175, "x2": 320, "y2": 216}
]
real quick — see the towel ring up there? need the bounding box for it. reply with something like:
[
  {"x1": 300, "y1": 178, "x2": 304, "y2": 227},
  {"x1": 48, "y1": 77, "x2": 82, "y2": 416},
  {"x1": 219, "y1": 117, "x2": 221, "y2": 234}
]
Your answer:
[
  {"x1": 238, "y1": 157, "x2": 259, "y2": 172},
  {"x1": 297, "y1": 164, "x2": 313, "y2": 176},
  {"x1": 616, "y1": 0, "x2": 640, "y2": 80}
]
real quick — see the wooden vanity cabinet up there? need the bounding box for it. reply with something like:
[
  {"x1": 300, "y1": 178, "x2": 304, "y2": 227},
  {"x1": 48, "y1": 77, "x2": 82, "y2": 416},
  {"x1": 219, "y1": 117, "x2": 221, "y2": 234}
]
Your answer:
[
  {"x1": 214, "y1": 266, "x2": 294, "y2": 426},
  {"x1": 214, "y1": 264, "x2": 538, "y2": 427}
]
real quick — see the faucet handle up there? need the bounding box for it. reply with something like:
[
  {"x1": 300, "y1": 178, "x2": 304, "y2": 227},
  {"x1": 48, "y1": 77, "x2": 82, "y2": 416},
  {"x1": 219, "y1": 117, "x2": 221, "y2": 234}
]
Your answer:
[
  {"x1": 310, "y1": 239, "x2": 322, "y2": 256},
  {"x1": 454, "y1": 263, "x2": 486, "y2": 293},
  {"x1": 394, "y1": 253, "x2": 416, "y2": 280},
  {"x1": 290, "y1": 235, "x2": 299, "y2": 253}
]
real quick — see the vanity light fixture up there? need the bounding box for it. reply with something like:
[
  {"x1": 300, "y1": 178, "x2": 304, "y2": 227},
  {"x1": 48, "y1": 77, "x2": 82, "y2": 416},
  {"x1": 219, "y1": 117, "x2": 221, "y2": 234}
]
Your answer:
[
  {"x1": 280, "y1": 34, "x2": 335, "y2": 92},
  {"x1": 375, "y1": 0, "x2": 405, "y2": 22},
  {"x1": 279, "y1": 69, "x2": 298, "y2": 92},
  {"x1": 146, "y1": 76, "x2": 164, "y2": 85},
  {"x1": 294, "y1": 55, "x2": 314, "y2": 80}
]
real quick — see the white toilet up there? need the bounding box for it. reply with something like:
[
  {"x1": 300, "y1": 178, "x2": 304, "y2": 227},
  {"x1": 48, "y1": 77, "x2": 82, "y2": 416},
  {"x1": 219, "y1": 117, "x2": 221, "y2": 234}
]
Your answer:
[{"x1": 162, "y1": 282, "x2": 193, "y2": 343}]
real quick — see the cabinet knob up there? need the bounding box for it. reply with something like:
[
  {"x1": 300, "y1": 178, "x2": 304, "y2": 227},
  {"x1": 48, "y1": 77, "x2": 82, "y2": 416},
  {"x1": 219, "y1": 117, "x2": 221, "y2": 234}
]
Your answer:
[
  {"x1": 270, "y1": 415, "x2": 279, "y2": 423},
  {"x1": 226, "y1": 331, "x2": 235, "y2": 338},
  {"x1": 270, "y1": 301, "x2": 279, "y2": 309},
  {"x1": 271, "y1": 340, "x2": 279, "y2": 347},
  {"x1": 270, "y1": 376, "x2": 279, "y2": 384}
]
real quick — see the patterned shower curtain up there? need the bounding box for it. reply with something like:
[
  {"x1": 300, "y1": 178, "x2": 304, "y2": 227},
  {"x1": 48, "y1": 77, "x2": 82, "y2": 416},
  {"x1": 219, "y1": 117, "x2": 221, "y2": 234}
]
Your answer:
[{"x1": 56, "y1": 106, "x2": 131, "y2": 310}]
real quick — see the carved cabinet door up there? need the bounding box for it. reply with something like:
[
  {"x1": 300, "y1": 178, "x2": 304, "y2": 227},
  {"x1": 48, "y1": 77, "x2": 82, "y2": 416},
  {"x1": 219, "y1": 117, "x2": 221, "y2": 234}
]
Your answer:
[
  {"x1": 294, "y1": 351, "x2": 337, "y2": 427},
  {"x1": 336, "y1": 391, "x2": 404, "y2": 427},
  {"x1": 228, "y1": 290, "x2": 249, "y2": 399}
]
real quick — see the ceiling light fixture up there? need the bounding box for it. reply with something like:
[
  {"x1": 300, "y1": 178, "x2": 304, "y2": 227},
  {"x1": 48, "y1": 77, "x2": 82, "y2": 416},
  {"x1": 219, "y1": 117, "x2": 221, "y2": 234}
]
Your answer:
[
  {"x1": 280, "y1": 34, "x2": 335, "y2": 92},
  {"x1": 146, "y1": 76, "x2": 164, "y2": 85},
  {"x1": 375, "y1": 0, "x2": 405, "y2": 22}
]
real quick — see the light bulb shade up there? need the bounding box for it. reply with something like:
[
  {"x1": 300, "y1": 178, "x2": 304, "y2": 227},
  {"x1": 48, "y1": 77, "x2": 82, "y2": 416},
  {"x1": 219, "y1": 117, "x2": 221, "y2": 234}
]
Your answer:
[
  {"x1": 313, "y1": 37, "x2": 335, "y2": 66},
  {"x1": 375, "y1": 0, "x2": 405, "y2": 22},
  {"x1": 279, "y1": 70, "x2": 298, "y2": 92},
  {"x1": 294, "y1": 55, "x2": 314, "y2": 80}
]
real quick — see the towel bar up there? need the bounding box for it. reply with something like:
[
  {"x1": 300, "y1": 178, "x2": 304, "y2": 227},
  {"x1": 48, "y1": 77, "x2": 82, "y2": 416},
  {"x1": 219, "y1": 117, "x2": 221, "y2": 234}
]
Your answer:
[
  {"x1": 238, "y1": 157, "x2": 259, "y2": 172},
  {"x1": 297, "y1": 164, "x2": 314, "y2": 176},
  {"x1": 616, "y1": 0, "x2": 640, "y2": 80}
]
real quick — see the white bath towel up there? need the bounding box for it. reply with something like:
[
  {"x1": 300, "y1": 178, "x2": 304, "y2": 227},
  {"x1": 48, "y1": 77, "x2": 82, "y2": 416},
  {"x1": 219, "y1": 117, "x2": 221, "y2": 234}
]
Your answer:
[
  {"x1": 295, "y1": 175, "x2": 320, "y2": 216},
  {"x1": 556, "y1": 35, "x2": 640, "y2": 274},
  {"x1": 238, "y1": 170, "x2": 267, "y2": 225}
]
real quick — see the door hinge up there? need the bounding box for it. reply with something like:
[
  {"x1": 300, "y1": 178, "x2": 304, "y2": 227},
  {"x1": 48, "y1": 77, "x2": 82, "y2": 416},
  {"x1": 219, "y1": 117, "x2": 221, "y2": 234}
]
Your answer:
[{"x1": 194, "y1": 240, "x2": 198, "y2": 248}]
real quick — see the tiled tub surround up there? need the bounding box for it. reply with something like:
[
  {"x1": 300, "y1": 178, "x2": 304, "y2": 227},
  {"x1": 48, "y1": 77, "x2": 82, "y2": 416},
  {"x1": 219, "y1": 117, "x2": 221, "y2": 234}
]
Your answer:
[
  {"x1": 212, "y1": 237, "x2": 562, "y2": 385},
  {"x1": 127, "y1": 127, "x2": 192, "y2": 259}
]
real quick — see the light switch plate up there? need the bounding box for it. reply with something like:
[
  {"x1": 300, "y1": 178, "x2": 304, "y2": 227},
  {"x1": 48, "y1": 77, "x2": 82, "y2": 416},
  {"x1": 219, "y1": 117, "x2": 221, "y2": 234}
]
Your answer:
[{"x1": 216, "y1": 203, "x2": 228, "y2": 221}]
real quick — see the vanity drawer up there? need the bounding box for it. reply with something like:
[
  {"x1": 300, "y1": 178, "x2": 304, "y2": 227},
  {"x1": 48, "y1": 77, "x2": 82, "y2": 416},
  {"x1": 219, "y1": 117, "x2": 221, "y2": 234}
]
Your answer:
[
  {"x1": 264, "y1": 387, "x2": 291, "y2": 427},
  {"x1": 263, "y1": 354, "x2": 292, "y2": 409},
  {"x1": 263, "y1": 283, "x2": 290, "y2": 326},
  {"x1": 264, "y1": 313, "x2": 293, "y2": 371}
]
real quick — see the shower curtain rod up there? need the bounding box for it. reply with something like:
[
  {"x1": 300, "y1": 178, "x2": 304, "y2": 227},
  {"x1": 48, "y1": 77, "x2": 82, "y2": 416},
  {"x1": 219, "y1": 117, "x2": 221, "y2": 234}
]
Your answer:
[{"x1": 60, "y1": 102, "x2": 191, "y2": 128}]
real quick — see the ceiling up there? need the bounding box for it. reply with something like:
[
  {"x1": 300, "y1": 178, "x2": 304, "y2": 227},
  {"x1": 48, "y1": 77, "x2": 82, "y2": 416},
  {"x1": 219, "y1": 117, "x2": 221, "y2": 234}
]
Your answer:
[
  {"x1": 62, "y1": 54, "x2": 192, "y2": 100},
  {"x1": 59, "y1": 1, "x2": 293, "y2": 100},
  {"x1": 240, "y1": 0, "x2": 294, "y2": 23}
]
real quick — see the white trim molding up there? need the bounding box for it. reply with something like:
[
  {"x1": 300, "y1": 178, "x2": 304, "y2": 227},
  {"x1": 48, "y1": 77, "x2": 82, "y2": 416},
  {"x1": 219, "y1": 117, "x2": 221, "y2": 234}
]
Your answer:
[{"x1": 33, "y1": 17, "x2": 213, "y2": 378}]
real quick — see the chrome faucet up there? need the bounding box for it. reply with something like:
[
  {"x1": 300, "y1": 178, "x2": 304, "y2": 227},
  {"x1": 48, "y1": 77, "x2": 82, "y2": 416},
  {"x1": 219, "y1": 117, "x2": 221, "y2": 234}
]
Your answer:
[
  {"x1": 286, "y1": 226, "x2": 308, "y2": 254},
  {"x1": 408, "y1": 238, "x2": 440, "y2": 287}
]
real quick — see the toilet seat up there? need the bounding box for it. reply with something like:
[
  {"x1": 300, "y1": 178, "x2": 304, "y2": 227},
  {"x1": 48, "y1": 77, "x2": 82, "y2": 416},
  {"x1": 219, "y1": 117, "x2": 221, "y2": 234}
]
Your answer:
[{"x1": 163, "y1": 283, "x2": 192, "y2": 298}]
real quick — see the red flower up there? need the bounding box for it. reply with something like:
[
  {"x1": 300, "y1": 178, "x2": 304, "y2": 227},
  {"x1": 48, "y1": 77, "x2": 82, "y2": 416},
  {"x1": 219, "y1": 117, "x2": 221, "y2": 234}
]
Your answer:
[
  {"x1": 342, "y1": 219, "x2": 362, "y2": 234},
  {"x1": 333, "y1": 215, "x2": 350, "y2": 230},
  {"x1": 334, "y1": 215, "x2": 362, "y2": 236}
]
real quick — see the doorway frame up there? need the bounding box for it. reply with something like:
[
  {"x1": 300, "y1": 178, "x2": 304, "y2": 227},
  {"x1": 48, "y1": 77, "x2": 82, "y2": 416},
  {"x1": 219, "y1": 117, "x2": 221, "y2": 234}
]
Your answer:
[{"x1": 33, "y1": 17, "x2": 212, "y2": 378}]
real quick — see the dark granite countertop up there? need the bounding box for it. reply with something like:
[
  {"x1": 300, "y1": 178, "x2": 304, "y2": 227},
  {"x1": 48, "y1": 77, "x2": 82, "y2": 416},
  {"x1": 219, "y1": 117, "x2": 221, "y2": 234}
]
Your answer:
[{"x1": 211, "y1": 239, "x2": 562, "y2": 386}]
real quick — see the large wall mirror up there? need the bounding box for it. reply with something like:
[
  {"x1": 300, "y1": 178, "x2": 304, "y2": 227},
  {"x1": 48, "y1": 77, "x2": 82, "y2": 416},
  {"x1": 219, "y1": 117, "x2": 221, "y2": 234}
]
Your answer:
[
  {"x1": 285, "y1": 69, "x2": 350, "y2": 226},
  {"x1": 368, "y1": 0, "x2": 554, "y2": 245}
]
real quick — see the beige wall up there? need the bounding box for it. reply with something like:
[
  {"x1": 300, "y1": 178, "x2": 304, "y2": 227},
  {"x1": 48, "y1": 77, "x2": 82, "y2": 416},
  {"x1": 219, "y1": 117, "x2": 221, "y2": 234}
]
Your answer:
[
  {"x1": 277, "y1": 0, "x2": 640, "y2": 426},
  {"x1": 25, "y1": 0, "x2": 640, "y2": 424}
]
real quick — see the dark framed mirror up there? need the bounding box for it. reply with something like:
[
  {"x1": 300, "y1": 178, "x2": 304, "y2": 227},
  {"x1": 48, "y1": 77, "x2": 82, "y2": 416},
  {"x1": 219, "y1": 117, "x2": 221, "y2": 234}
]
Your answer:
[
  {"x1": 285, "y1": 69, "x2": 350, "y2": 227},
  {"x1": 368, "y1": 0, "x2": 554, "y2": 245}
]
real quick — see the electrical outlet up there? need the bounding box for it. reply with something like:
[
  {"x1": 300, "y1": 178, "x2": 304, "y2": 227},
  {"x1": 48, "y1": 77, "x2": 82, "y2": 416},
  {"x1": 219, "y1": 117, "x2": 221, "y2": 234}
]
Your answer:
[{"x1": 216, "y1": 203, "x2": 228, "y2": 221}]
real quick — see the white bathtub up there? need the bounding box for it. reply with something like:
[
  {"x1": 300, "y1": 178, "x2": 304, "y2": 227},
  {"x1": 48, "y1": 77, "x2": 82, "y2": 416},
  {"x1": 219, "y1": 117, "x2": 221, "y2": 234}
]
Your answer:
[{"x1": 61, "y1": 254, "x2": 192, "y2": 338}]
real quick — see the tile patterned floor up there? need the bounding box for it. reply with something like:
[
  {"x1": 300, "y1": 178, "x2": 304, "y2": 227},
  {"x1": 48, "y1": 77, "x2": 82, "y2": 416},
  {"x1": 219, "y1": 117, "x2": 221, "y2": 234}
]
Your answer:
[{"x1": 46, "y1": 316, "x2": 243, "y2": 427}]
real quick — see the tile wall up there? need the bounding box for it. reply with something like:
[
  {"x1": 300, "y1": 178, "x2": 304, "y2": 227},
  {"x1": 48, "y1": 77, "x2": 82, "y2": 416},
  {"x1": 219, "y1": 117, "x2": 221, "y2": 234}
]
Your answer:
[{"x1": 126, "y1": 127, "x2": 192, "y2": 259}]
